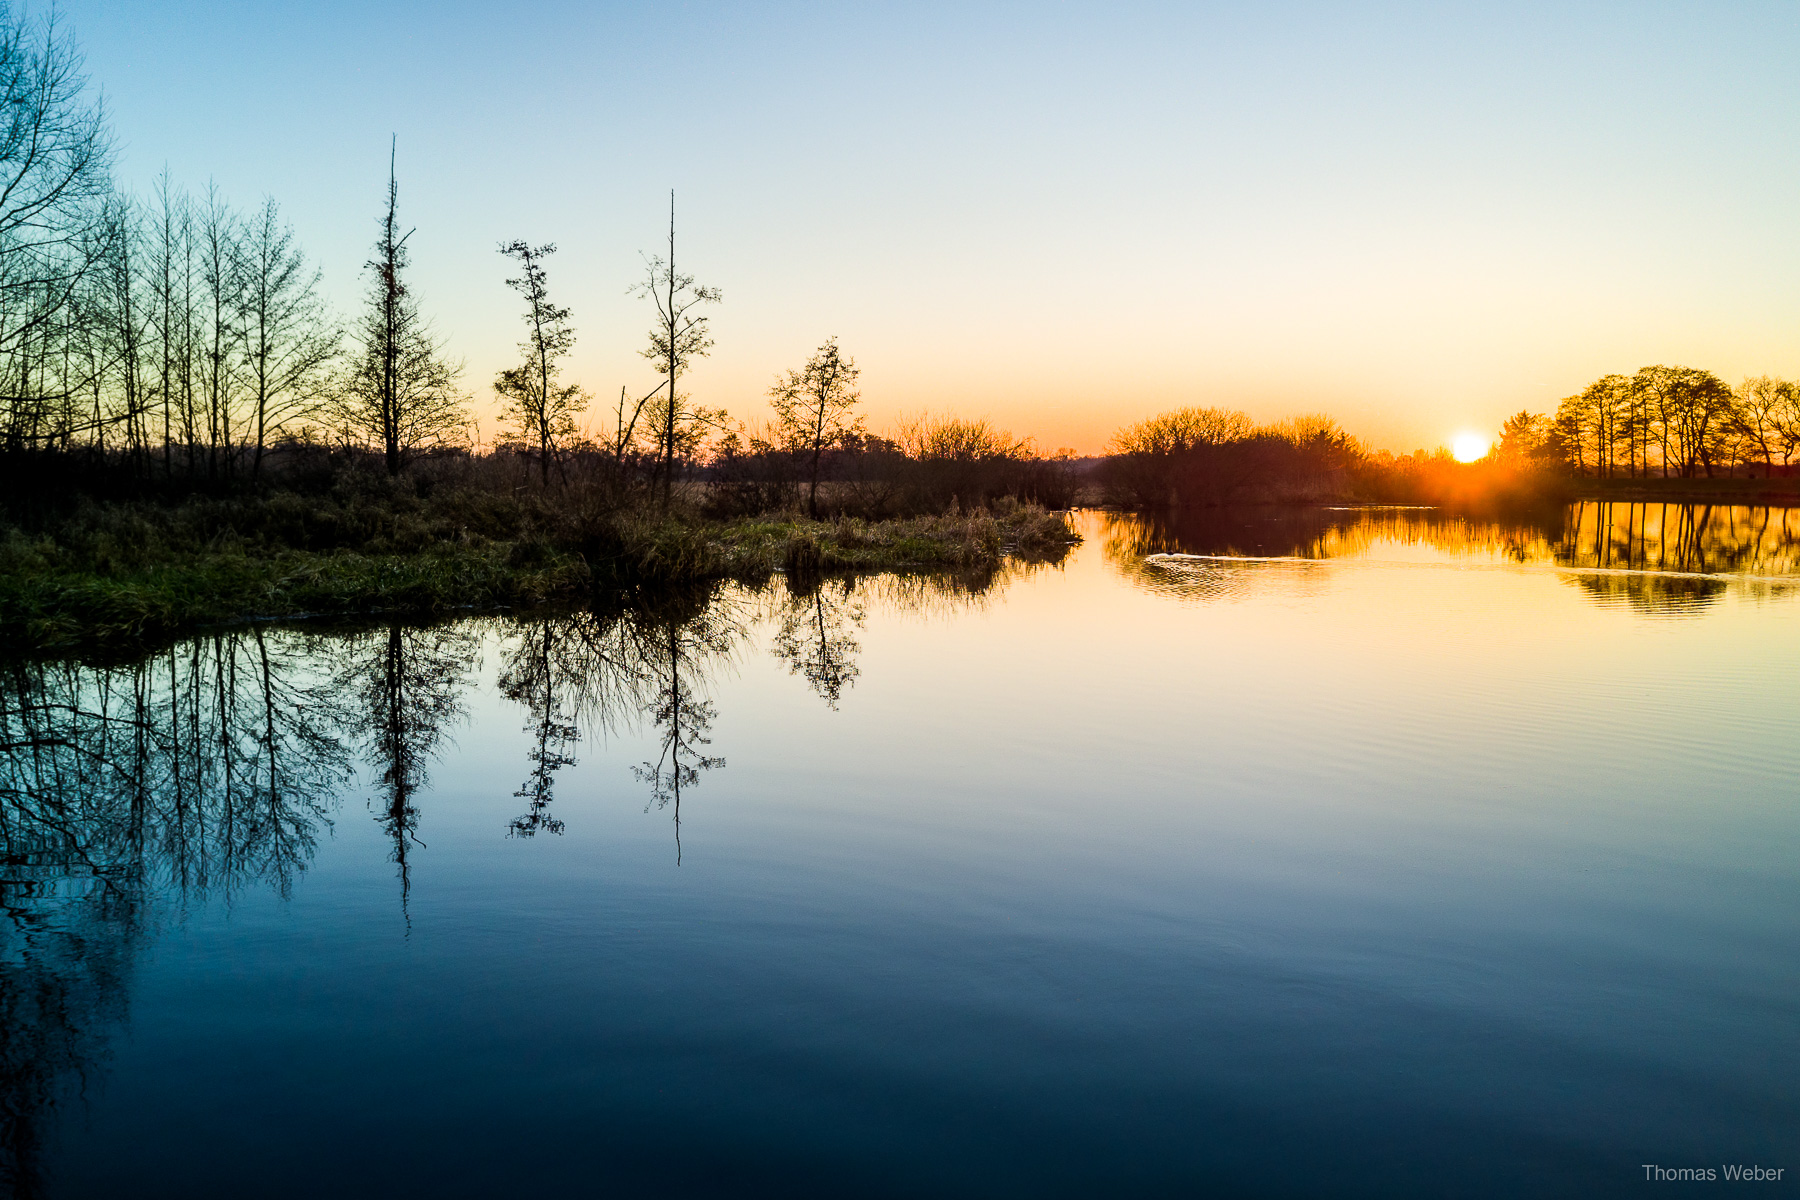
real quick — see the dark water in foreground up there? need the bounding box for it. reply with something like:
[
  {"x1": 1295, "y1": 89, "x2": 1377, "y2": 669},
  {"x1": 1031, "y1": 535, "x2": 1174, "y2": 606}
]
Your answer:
[{"x1": 5, "y1": 505, "x2": 1799, "y2": 1198}]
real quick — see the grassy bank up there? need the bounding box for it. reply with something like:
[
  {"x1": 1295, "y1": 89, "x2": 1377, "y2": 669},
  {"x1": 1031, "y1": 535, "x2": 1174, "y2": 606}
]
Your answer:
[{"x1": 0, "y1": 488, "x2": 1077, "y2": 651}]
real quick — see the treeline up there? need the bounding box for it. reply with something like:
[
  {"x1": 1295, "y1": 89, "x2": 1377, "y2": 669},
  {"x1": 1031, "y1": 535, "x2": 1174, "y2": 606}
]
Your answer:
[
  {"x1": 0, "y1": 8, "x2": 469, "y2": 490},
  {"x1": 1097, "y1": 362, "x2": 1800, "y2": 512},
  {"x1": 2, "y1": 177, "x2": 353, "y2": 478},
  {"x1": 0, "y1": 7, "x2": 1082, "y2": 526},
  {"x1": 1094, "y1": 403, "x2": 1515, "y2": 510},
  {"x1": 1533, "y1": 367, "x2": 1800, "y2": 478}
]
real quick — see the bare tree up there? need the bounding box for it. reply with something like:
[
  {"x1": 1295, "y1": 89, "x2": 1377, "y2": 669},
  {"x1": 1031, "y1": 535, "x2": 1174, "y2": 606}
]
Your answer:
[
  {"x1": 633, "y1": 191, "x2": 722, "y2": 506},
  {"x1": 606, "y1": 382, "x2": 655, "y2": 470},
  {"x1": 1733, "y1": 376, "x2": 1795, "y2": 474},
  {"x1": 91, "y1": 194, "x2": 151, "y2": 464},
  {"x1": 331, "y1": 141, "x2": 465, "y2": 473},
  {"x1": 238, "y1": 197, "x2": 337, "y2": 478},
  {"x1": 494, "y1": 240, "x2": 586, "y2": 484},
  {"x1": 0, "y1": 3, "x2": 112, "y2": 443},
  {"x1": 145, "y1": 170, "x2": 196, "y2": 474},
  {"x1": 770, "y1": 336, "x2": 864, "y2": 518},
  {"x1": 193, "y1": 185, "x2": 248, "y2": 478}
]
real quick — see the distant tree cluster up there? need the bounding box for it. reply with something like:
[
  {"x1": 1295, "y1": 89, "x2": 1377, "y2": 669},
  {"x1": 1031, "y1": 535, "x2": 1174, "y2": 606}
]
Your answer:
[
  {"x1": 1101, "y1": 362, "x2": 1800, "y2": 514},
  {"x1": 709, "y1": 404, "x2": 1080, "y2": 518},
  {"x1": 1537, "y1": 366, "x2": 1800, "y2": 478},
  {"x1": 1098, "y1": 407, "x2": 1361, "y2": 507}
]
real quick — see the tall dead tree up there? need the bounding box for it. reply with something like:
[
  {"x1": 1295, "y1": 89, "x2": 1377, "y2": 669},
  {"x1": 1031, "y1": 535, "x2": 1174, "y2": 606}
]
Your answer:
[{"x1": 634, "y1": 192, "x2": 721, "y2": 506}]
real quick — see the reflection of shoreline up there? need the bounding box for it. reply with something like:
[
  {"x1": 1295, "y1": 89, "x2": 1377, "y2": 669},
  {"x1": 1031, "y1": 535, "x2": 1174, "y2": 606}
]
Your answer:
[
  {"x1": 1107, "y1": 503, "x2": 1800, "y2": 615},
  {"x1": 1144, "y1": 550, "x2": 1800, "y2": 585},
  {"x1": 0, "y1": 558, "x2": 1083, "y2": 1184}
]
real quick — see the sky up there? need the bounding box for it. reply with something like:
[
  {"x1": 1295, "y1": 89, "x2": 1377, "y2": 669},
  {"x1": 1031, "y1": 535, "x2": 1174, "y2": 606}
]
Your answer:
[{"x1": 56, "y1": 0, "x2": 1800, "y2": 454}]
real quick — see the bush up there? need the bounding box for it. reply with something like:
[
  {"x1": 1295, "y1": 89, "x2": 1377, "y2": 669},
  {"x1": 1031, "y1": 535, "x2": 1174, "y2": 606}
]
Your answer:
[{"x1": 1099, "y1": 408, "x2": 1359, "y2": 507}]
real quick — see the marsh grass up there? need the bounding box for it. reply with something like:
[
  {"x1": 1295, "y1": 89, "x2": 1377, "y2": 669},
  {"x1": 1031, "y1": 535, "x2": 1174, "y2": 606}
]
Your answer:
[{"x1": 0, "y1": 484, "x2": 1077, "y2": 650}]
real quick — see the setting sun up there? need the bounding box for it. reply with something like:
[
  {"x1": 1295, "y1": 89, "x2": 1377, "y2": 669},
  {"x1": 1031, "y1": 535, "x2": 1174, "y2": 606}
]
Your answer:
[{"x1": 1451, "y1": 433, "x2": 1489, "y2": 463}]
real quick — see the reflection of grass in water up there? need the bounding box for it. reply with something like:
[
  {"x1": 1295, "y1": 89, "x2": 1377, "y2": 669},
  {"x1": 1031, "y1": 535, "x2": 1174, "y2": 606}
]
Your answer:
[{"x1": 728, "y1": 550, "x2": 1062, "y2": 627}]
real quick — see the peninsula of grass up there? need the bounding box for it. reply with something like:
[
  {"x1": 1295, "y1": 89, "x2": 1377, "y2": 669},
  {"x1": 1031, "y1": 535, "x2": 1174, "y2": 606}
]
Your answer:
[{"x1": 0, "y1": 483, "x2": 1078, "y2": 651}]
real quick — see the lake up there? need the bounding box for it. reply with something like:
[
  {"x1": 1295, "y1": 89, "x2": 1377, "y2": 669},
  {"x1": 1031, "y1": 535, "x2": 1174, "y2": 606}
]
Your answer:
[{"x1": 6, "y1": 503, "x2": 1798, "y2": 1198}]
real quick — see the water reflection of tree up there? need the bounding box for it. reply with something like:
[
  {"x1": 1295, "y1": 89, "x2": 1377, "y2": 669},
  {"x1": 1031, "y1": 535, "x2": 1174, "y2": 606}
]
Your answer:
[
  {"x1": 0, "y1": 554, "x2": 1126, "y2": 1188},
  {"x1": 334, "y1": 622, "x2": 479, "y2": 914},
  {"x1": 1104, "y1": 503, "x2": 1800, "y2": 615},
  {"x1": 1555, "y1": 502, "x2": 1800, "y2": 613},
  {"x1": 492, "y1": 569, "x2": 1028, "y2": 849},
  {"x1": 499, "y1": 622, "x2": 582, "y2": 837},
  {"x1": 494, "y1": 589, "x2": 749, "y2": 857},
  {"x1": 772, "y1": 577, "x2": 863, "y2": 707},
  {"x1": 0, "y1": 631, "x2": 349, "y2": 1196},
  {"x1": 632, "y1": 592, "x2": 745, "y2": 863}
]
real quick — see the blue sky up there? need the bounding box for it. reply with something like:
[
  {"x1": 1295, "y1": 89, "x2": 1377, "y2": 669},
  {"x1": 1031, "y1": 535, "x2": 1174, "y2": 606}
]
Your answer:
[{"x1": 60, "y1": 0, "x2": 1800, "y2": 452}]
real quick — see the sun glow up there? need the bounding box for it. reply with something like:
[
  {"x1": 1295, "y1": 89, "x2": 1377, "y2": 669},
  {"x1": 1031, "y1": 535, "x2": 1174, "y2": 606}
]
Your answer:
[{"x1": 1451, "y1": 433, "x2": 1488, "y2": 463}]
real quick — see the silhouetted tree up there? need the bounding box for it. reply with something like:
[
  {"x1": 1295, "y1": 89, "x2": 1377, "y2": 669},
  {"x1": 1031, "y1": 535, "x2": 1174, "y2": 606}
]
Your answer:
[
  {"x1": 332, "y1": 141, "x2": 466, "y2": 474},
  {"x1": 1555, "y1": 376, "x2": 1625, "y2": 476},
  {"x1": 145, "y1": 170, "x2": 195, "y2": 475},
  {"x1": 193, "y1": 184, "x2": 242, "y2": 479},
  {"x1": 1732, "y1": 376, "x2": 1797, "y2": 472},
  {"x1": 1494, "y1": 410, "x2": 1558, "y2": 468},
  {"x1": 0, "y1": 3, "x2": 113, "y2": 454},
  {"x1": 770, "y1": 336, "x2": 863, "y2": 518},
  {"x1": 1100, "y1": 406, "x2": 1253, "y2": 507},
  {"x1": 634, "y1": 192, "x2": 722, "y2": 506},
  {"x1": 495, "y1": 240, "x2": 586, "y2": 484},
  {"x1": 238, "y1": 198, "x2": 336, "y2": 478},
  {"x1": 1633, "y1": 365, "x2": 1735, "y2": 478}
]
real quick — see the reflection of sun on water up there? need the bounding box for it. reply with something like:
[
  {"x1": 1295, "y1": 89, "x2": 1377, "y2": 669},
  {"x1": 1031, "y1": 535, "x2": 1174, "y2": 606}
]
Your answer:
[{"x1": 1452, "y1": 433, "x2": 1488, "y2": 463}]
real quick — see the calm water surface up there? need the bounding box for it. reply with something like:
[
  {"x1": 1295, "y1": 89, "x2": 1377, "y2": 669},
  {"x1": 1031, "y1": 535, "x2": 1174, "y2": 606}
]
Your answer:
[{"x1": 7, "y1": 505, "x2": 1799, "y2": 1198}]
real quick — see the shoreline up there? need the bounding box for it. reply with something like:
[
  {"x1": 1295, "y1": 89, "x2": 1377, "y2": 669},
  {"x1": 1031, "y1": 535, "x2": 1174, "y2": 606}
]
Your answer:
[
  {"x1": 0, "y1": 505, "x2": 1080, "y2": 654},
  {"x1": 1566, "y1": 478, "x2": 1800, "y2": 504}
]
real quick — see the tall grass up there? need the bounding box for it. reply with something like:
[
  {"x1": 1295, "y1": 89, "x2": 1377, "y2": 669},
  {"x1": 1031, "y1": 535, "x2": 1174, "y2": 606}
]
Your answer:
[{"x1": 0, "y1": 459, "x2": 1079, "y2": 650}]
